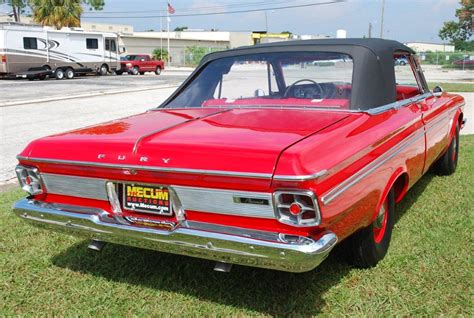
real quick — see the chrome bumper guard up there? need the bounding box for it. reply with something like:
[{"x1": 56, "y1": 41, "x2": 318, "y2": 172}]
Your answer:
[{"x1": 13, "y1": 198, "x2": 337, "y2": 272}]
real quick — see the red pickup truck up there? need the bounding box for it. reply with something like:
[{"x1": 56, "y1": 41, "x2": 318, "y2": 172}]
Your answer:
[{"x1": 116, "y1": 54, "x2": 165, "y2": 75}]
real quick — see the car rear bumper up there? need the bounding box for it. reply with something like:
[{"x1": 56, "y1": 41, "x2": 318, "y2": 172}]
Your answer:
[{"x1": 13, "y1": 198, "x2": 337, "y2": 272}]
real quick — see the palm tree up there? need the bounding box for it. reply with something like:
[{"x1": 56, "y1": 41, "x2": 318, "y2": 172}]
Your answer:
[
  {"x1": 0, "y1": 0, "x2": 28, "y2": 22},
  {"x1": 30, "y1": 0, "x2": 84, "y2": 29}
]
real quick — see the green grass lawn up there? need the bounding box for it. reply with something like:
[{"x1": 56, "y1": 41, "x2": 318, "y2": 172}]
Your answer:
[
  {"x1": 428, "y1": 82, "x2": 474, "y2": 92},
  {"x1": 1, "y1": 136, "x2": 473, "y2": 316}
]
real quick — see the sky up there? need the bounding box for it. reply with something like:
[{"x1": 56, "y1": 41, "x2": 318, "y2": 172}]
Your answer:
[{"x1": 0, "y1": 0, "x2": 463, "y2": 43}]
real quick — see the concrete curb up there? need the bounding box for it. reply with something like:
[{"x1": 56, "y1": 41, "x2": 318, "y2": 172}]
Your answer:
[
  {"x1": 0, "y1": 84, "x2": 179, "y2": 108},
  {"x1": 0, "y1": 179, "x2": 18, "y2": 193}
]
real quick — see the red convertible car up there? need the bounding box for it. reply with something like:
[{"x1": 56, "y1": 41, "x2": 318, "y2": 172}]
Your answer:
[{"x1": 13, "y1": 39, "x2": 466, "y2": 272}]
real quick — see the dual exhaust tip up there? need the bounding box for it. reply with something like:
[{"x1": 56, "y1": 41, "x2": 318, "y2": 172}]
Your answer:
[{"x1": 87, "y1": 239, "x2": 233, "y2": 272}]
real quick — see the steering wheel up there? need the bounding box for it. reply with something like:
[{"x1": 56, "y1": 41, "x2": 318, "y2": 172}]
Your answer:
[{"x1": 283, "y1": 79, "x2": 324, "y2": 99}]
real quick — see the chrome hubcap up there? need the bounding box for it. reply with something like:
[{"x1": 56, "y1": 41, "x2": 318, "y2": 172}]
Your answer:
[{"x1": 374, "y1": 204, "x2": 386, "y2": 229}]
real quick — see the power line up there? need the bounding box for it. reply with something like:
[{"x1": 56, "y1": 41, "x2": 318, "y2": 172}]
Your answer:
[
  {"x1": 85, "y1": 0, "x2": 289, "y2": 14},
  {"x1": 82, "y1": 0, "x2": 346, "y2": 19}
]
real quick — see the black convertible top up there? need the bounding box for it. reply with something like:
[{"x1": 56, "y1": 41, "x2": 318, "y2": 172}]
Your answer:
[
  {"x1": 162, "y1": 38, "x2": 420, "y2": 110},
  {"x1": 201, "y1": 39, "x2": 416, "y2": 110}
]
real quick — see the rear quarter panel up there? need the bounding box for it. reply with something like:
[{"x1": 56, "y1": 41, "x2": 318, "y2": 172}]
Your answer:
[{"x1": 272, "y1": 105, "x2": 426, "y2": 241}]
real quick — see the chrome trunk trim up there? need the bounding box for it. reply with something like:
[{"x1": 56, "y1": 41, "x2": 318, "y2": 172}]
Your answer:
[
  {"x1": 172, "y1": 185, "x2": 274, "y2": 218},
  {"x1": 39, "y1": 174, "x2": 276, "y2": 219},
  {"x1": 41, "y1": 173, "x2": 108, "y2": 201},
  {"x1": 273, "y1": 170, "x2": 328, "y2": 181},
  {"x1": 16, "y1": 156, "x2": 273, "y2": 180},
  {"x1": 132, "y1": 109, "x2": 230, "y2": 154}
]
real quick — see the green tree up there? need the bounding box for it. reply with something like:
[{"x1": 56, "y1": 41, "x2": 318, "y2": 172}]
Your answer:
[
  {"x1": 174, "y1": 26, "x2": 188, "y2": 31},
  {"x1": 439, "y1": 0, "x2": 473, "y2": 50},
  {"x1": 152, "y1": 48, "x2": 168, "y2": 61}
]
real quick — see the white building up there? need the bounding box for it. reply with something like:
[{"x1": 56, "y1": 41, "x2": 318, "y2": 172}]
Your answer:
[
  {"x1": 405, "y1": 42, "x2": 455, "y2": 53},
  {"x1": 120, "y1": 31, "x2": 253, "y2": 65}
]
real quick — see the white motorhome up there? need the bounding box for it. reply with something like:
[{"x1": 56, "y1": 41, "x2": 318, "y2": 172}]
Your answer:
[{"x1": 0, "y1": 22, "x2": 119, "y2": 79}]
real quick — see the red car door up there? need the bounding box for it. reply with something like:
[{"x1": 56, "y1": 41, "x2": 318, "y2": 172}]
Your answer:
[{"x1": 410, "y1": 58, "x2": 452, "y2": 173}]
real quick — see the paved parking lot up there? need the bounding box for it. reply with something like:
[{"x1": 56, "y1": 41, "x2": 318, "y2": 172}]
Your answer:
[
  {"x1": 0, "y1": 67, "x2": 472, "y2": 188},
  {"x1": 0, "y1": 70, "x2": 191, "y2": 104}
]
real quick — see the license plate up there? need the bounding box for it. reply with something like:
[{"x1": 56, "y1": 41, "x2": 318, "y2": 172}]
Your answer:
[{"x1": 122, "y1": 184, "x2": 172, "y2": 215}]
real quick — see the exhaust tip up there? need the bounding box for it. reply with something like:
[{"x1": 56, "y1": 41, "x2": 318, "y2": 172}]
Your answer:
[
  {"x1": 88, "y1": 239, "x2": 106, "y2": 252},
  {"x1": 213, "y1": 262, "x2": 232, "y2": 273}
]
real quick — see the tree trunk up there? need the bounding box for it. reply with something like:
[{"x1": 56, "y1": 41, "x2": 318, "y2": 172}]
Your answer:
[{"x1": 12, "y1": 5, "x2": 19, "y2": 22}]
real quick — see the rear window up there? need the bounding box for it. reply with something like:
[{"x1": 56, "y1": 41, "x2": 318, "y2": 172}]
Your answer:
[
  {"x1": 165, "y1": 52, "x2": 353, "y2": 110},
  {"x1": 23, "y1": 37, "x2": 37, "y2": 50},
  {"x1": 86, "y1": 38, "x2": 98, "y2": 49}
]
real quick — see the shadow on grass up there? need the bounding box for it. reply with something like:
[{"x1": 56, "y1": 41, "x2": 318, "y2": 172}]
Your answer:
[
  {"x1": 395, "y1": 171, "x2": 435, "y2": 224},
  {"x1": 50, "y1": 172, "x2": 436, "y2": 315},
  {"x1": 52, "y1": 243, "x2": 351, "y2": 315}
]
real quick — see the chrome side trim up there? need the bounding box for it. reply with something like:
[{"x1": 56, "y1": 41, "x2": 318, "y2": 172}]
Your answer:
[
  {"x1": 173, "y1": 186, "x2": 275, "y2": 219},
  {"x1": 13, "y1": 198, "x2": 338, "y2": 272},
  {"x1": 41, "y1": 173, "x2": 107, "y2": 201},
  {"x1": 321, "y1": 111, "x2": 452, "y2": 205},
  {"x1": 16, "y1": 156, "x2": 273, "y2": 180},
  {"x1": 39, "y1": 174, "x2": 275, "y2": 219},
  {"x1": 273, "y1": 170, "x2": 328, "y2": 181},
  {"x1": 366, "y1": 92, "x2": 433, "y2": 115}
]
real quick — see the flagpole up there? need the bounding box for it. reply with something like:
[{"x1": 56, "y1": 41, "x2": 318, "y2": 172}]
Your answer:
[{"x1": 167, "y1": 9, "x2": 170, "y2": 64}]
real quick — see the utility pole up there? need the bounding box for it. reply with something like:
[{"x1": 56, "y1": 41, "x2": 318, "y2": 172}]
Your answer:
[
  {"x1": 160, "y1": 14, "x2": 163, "y2": 60},
  {"x1": 368, "y1": 22, "x2": 372, "y2": 38},
  {"x1": 265, "y1": 11, "x2": 268, "y2": 33},
  {"x1": 379, "y1": 0, "x2": 385, "y2": 38}
]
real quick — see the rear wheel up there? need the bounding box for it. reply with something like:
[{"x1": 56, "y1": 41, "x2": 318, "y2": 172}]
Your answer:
[
  {"x1": 99, "y1": 64, "x2": 108, "y2": 76},
  {"x1": 345, "y1": 188, "x2": 395, "y2": 268},
  {"x1": 434, "y1": 124, "x2": 459, "y2": 175},
  {"x1": 131, "y1": 66, "x2": 140, "y2": 75},
  {"x1": 155, "y1": 66, "x2": 162, "y2": 75},
  {"x1": 65, "y1": 68, "x2": 75, "y2": 79},
  {"x1": 55, "y1": 68, "x2": 65, "y2": 80}
]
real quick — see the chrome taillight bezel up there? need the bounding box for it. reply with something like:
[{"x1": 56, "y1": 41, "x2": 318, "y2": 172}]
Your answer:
[
  {"x1": 15, "y1": 165, "x2": 44, "y2": 195},
  {"x1": 273, "y1": 190, "x2": 321, "y2": 227}
]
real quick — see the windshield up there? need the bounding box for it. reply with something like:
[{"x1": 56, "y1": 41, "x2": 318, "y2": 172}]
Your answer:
[
  {"x1": 122, "y1": 55, "x2": 140, "y2": 61},
  {"x1": 164, "y1": 52, "x2": 354, "y2": 110}
]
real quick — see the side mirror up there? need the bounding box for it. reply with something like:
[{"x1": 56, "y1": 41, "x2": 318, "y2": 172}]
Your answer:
[
  {"x1": 140, "y1": 59, "x2": 145, "y2": 62},
  {"x1": 254, "y1": 89, "x2": 265, "y2": 97},
  {"x1": 121, "y1": 47, "x2": 126, "y2": 53},
  {"x1": 433, "y1": 86, "x2": 443, "y2": 97}
]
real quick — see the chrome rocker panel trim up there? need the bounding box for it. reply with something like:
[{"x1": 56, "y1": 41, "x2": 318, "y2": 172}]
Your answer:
[{"x1": 13, "y1": 198, "x2": 337, "y2": 273}]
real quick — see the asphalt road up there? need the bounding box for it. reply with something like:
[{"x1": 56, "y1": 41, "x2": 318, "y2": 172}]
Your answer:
[{"x1": 0, "y1": 71, "x2": 190, "y2": 104}]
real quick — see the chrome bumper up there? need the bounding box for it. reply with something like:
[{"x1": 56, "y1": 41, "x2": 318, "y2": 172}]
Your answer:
[{"x1": 13, "y1": 198, "x2": 337, "y2": 272}]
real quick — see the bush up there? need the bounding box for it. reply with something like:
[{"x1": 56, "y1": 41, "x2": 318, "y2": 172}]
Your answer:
[
  {"x1": 184, "y1": 46, "x2": 225, "y2": 66},
  {"x1": 418, "y1": 51, "x2": 471, "y2": 65},
  {"x1": 152, "y1": 48, "x2": 168, "y2": 61}
]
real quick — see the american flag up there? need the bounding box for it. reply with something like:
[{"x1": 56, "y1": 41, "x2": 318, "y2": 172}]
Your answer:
[{"x1": 167, "y1": 2, "x2": 175, "y2": 14}]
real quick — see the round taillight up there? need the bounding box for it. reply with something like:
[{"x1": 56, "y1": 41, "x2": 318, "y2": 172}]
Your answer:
[{"x1": 289, "y1": 202, "x2": 302, "y2": 215}]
